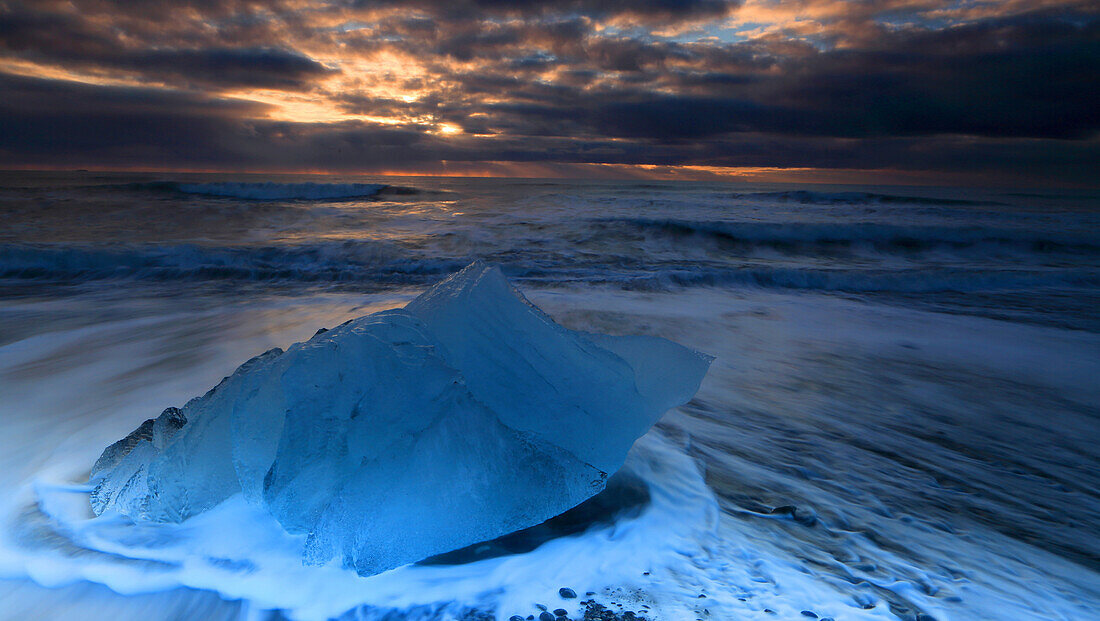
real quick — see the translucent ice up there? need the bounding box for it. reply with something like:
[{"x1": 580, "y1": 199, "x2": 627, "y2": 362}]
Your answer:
[{"x1": 89, "y1": 262, "x2": 712, "y2": 576}]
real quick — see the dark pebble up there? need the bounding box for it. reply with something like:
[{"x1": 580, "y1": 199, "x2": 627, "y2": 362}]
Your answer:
[
  {"x1": 801, "y1": 612, "x2": 818, "y2": 618},
  {"x1": 560, "y1": 588, "x2": 577, "y2": 599},
  {"x1": 537, "y1": 604, "x2": 548, "y2": 612},
  {"x1": 510, "y1": 617, "x2": 523, "y2": 621},
  {"x1": 698, "y1": 594, "x2": 707, "y2": 598},
  {"x1": 764, "y1": 610, "x2": 775, "y2": 615},
  {"x1": 554, "y1": 609, "x2": 568, "y2": 616},
  {"x1": 540, "y1": 613, "x2": 556, "y2": 621},
  {"x1": 586, "y1": 592, "x2": 596, "y2": 596}
]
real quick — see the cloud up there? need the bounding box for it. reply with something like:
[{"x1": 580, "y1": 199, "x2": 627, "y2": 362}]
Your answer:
[
  {"x1": 0, "y1": 0, "x2": 1097, "y2": 184},
  {"x1": 347, "y1": 0, "x2": 739, "y2": 23},
  {"x1": 0, "y1": 5, "x2": 332, "y2": 90}
]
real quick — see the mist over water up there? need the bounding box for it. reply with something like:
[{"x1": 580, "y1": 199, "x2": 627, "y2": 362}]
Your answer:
[{"x1": 1, "y1": 172, "x2": 1097, "y2": 620}]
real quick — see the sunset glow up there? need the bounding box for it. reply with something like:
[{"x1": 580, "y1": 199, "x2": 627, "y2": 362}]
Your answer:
[{"x1": 0, "y1": 0, "x2": 1097, "y2": 184}]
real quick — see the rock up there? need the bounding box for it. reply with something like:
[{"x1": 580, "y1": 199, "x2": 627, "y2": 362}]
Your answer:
[{"x1": 560, "y1": 588, "x2": 577, "y2": 599}]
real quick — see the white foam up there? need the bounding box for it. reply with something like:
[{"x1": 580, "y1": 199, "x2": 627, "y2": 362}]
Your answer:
[
  {"x1": 2, "y1": 287, "x2": 1098, "y2": 620},
  {"x1": 11, "y1": 432, "x2": 732, "y2": 621}
]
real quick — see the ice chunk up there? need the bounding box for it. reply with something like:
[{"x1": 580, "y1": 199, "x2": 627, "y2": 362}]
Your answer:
[
  {"x1": 89, "y1": 406, "x2": 186, "y2": 517},
  {"x1": 89, "y1": 262, "x2": 711, "y2": 576}
]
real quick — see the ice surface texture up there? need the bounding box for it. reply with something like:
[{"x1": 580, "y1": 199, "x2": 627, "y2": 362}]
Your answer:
[{"x1": 88, "y1": 262, "x2": 712, "y2": 576}]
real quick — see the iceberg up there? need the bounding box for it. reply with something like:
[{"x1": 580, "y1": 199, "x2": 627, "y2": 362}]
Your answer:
[{"x1": 89, "y1": 262, "x2": 712, "y2": 576}]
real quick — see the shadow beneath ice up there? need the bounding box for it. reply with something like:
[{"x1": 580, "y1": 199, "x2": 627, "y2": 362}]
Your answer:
[{"x1": 419, "y1": 469, "x2": 651, "y2": 566}]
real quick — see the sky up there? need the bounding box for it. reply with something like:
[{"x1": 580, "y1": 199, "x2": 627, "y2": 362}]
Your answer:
[{"x1": 0, "y1": 0, "x2": 1097, "y2": 185}]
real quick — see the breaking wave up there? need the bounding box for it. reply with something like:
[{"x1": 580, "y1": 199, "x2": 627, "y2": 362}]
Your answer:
[
  {"x1": 1, "y1": 243, "x2": 1095, "y2": 297},
  {"x1": 623, "y1": 266, "x2": 1099, "y2": 294},
  {"x1": 604, "y1": 218, "x2": 1100, "y2": 254},
  {"x1": 0, "y1": 243, "x2": 462, "y2": 285},
  {"x1": 104, "y1": 181, "x2": 391, "y2": 201},
  {"x1": 174, "y1": 182, "x2": 388, "y2": 200},
  {"x1": 729, "y1": 190, "x2": 1005, "y2": 206}
]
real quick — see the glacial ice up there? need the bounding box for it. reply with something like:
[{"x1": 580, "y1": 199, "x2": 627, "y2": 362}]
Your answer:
[{"x1": 89, "y1": 262, "x2": 712, "y2": 576}]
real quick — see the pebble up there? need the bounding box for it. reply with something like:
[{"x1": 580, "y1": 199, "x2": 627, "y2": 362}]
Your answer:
[
  {"x1": 509, "y1": 617, "x2": 523, "y2": 621},
  {"x1": 560, "y1": 588, "x2": 578, "y2": 599},
  {"x1": 554, "y1": 609, "x2": 568, "y2": 616},
  {"x1": 800, "y1": 612, "x2": 818, "y2": 618},
  {"x1": 540, "y1": 612, "x2": 556, "y2": 621}
]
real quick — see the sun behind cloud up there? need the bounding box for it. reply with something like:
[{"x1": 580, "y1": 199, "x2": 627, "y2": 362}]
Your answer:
[{"x1": 0, "y1": 0, "x2": 1096, "y2": 185}]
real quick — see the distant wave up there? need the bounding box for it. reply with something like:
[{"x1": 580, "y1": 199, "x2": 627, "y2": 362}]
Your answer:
[
  {"x1": 0, "y1": 243, "x2": 461, "y2": 284},
  {"x1": 105, "y1": 181, "x2": 390, "y2": 201},
  {"x1": 621, "y1": 266, "x2": 1099, "y2": 294},
  {"x1": 729, "y1": 190, "x2": 1004, "y2": 206},
  {"x1": 2, "y1": 243, "x2": 1095, "y2": 297},
  {"x1": 174, "y1": 182, "x2": 388, "y2": 200},
  {"x1": 603, "y1": 218, "x2": 1100, "y2": 254}
]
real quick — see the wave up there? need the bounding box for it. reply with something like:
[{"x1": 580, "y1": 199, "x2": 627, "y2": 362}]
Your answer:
[
  {"x1": 0, "y1": 243, "x2": 462, "y2": 284},
  {"x1": 1, "y1": 241, "x2": 1094, "y2": 295},
  {"x1": 619, "y1": 266, "x2": 1099, "y2": 294},
  {"x1": 174, "y1": 182, "x2": 388, "y2": 200},
  {"x1": 106, "y1": 181, "x2": 390, "y2": 201},
  {"x1": 729, "y1": 190, "x2": 1004, "y2": 206},
  {"x1": 603, "y1": 218, "x2": 1100, "y2": 255}
]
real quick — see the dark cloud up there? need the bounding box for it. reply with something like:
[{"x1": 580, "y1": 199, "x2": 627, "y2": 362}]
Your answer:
[
  {"x1": 129, "y1": 48, "x2": 334, "y2": 90},
  {"x1": 348, "y1": 0, "x2": 737, "y2": 22},
  {"x1": 0, "y1": 4, "x2": 331, "y2": 89},
  {"x1": 0, "y1": 0, "x2": 1097, "y2": 184},
  {"x1": 418, "y1": 10, "x2": 1100, "y2": 143}
]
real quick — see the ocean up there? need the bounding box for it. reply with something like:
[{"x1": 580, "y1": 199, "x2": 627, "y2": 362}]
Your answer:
[{"x1": 0, "y1": 171, "x2": 1097, "y2": 620}]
